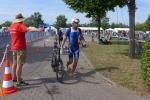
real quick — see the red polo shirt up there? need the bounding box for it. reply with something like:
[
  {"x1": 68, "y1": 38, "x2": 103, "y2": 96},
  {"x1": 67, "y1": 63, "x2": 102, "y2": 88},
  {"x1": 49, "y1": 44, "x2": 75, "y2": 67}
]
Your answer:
[{"x1": 9, "y1": 23, "x2": 28, "y2": 50}]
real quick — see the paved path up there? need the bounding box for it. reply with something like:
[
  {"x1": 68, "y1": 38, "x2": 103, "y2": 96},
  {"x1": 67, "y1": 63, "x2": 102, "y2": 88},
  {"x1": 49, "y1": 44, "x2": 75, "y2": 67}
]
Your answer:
[{"x1": 0, "y1": 36, "x2": 149, "y2": 100}]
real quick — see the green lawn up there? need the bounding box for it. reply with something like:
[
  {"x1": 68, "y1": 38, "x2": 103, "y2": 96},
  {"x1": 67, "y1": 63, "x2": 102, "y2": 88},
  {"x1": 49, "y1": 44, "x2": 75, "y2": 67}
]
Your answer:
[{"x1": 82, "y1": 42, "x2": 148, "y2": 93}]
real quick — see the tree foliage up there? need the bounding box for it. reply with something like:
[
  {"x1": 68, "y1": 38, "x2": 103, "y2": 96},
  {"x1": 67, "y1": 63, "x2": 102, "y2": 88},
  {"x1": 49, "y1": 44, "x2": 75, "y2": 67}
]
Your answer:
[
  {"x1": 135, "y1": 15, "x2": 150, "y2": 31},
  {"x1": 88, "y1": 19, "x2": 98, "y2": 27},
  {"x1": 63, "y1": 0, "x2": 128, "y2": 16},
  {"x1": 101, "y1": 17, "x2": 110, "y2": 30},
  {"x1": 24, "y1": 12, "x2": 44, "y2": 28},
  {"x1": 145, "y1": 15, "x2": 150, "y2": 30},
  {"x1": 63, "y1": 0, "x2": 136, "y2": 57},
  {"x1": 63, "y1": 0, "x2": 124, "y2": 16},
  {"x1": 32, "y1": 12, "x2": 44, "y2": 27},
  {"x1": 135, "y1": 23, "x2": 146, "y2": 31},
  {"x1": 1, "y1": 21, "x2": 12, "y2": 27},
  {"x1": 54, "y1": 15, "x2": 67, "y2": 30},
  {"x1": 88, "y1": 17, "x2": 110, "y2": 29},
  {"x1": 110, "y1": 22, "x2": 128, "y2": 28},
  {"x1": 63, "y1": 0, "x2": 122, "y2": 41},
  {"x1": 23, "y1": 17, "x2": 33, "y2": 27}
]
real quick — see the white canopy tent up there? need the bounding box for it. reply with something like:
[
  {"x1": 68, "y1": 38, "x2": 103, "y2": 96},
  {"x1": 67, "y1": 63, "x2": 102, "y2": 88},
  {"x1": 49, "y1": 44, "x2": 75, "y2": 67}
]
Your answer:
[
  {"x1": 79, "y1": 27, "x2": 103, "y2": 31},
  {"x1": 113, "y1": 28, "x2": 129, "y2": 32}
]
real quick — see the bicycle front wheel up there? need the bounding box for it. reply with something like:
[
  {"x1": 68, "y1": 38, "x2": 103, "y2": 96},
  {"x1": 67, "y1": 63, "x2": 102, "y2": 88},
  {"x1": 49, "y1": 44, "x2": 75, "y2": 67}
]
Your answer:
[{"x1": 56, "y1": 59, "x2": 64, "y2": 82}]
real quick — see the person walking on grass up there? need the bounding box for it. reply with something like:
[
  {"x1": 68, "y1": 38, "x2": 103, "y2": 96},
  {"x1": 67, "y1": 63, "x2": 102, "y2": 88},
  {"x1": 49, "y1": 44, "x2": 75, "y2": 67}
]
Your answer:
[
  {"x1": 60, "y1": 18, "x2": 86, "y2": 77},
  {"x1": 9, "y1": 13, "x2": 44, "y2": 87}
]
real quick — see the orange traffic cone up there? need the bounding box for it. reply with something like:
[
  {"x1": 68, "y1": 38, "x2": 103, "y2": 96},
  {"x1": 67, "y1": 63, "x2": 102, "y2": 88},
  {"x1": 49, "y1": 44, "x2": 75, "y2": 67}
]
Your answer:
[{"x1": 0, "y1": 59, "x2": 17, "y2": 96}]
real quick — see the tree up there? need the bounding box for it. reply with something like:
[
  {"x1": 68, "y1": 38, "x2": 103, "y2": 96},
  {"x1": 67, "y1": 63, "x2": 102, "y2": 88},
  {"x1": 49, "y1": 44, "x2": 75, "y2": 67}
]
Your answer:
[
  {"x1": 111, "y1": 22, "x2": 116, "y2": 29},
  {"x1": 23, "y1": 12, "x2": 44, "y2": 28},
  {"x1": 63, "y1": 0, "x2": 120, "y2": 42},
  {"x1": 31, "y1": 12, "x2": 44, "y2": 28},
  {"x1": 1, "y1": 21, "x2": 12, "y2": 27},
  {"x1": 145, "y1": 15, "x2": 150, "y2": 30},
  {"x1": 136, "y1": 15, "x2": 150, "y2": 31},
  {"x1": 101, "y1": 17, "x2": 110, "y2": 30},
  {"x1": 117, "y1": 0, "x2": 137, "y2": 57},
  {"x1": 104, "y1": 0, "x2": 136, "y2": 58},
  {"x1": 89, "y1": 17, "x2": 110, "y2": 30},
  {"x1": 54, "y1": 15, "x2": 67, "y2": 30},
  {"x1": 127, "y1": 0, "x2": 136, "y2": 58},
  {"x1": 110, "y1": 22, "x2": 128, "y2": 28},
  {"x1": 89, "y1": 19, "x2": 97, "y2": 27},
  {"x1": 135, "y1": 23, "x2": 146, "y2": 31},
  {"x1": 23, "y1": 17, "x2": 34, "y2": 27},
  {"x1": 79, "y1": 23, "x2": 89, "y2": 27},
  {"x1": 105, "y1": 0, "x2": 136, "y2": 57},
  {"x1": 66, "y1": 23, "x2": 72, "y2": 27},
  {"x1": 63, "y1": 0, "x2": 136, "y2": 57}
]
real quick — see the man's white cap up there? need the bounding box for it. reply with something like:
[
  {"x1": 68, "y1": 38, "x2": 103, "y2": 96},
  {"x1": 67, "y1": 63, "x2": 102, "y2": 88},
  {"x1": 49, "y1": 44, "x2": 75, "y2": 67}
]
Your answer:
[{"x1": 71, "y1": 18, "x2": 80, "y2": 24}]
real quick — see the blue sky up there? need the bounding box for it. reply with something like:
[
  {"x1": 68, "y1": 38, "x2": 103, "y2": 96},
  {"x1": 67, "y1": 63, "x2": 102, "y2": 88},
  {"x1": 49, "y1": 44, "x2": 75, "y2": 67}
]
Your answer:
[{"x1": 0, "y1": 0, "x2": 149, "y2": 25}]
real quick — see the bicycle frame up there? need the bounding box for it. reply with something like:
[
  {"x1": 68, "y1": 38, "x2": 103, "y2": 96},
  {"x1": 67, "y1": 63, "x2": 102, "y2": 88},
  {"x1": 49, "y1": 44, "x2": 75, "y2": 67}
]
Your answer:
[{"x1": 51, "y1": 41, "x2": 64, "y2": 82}]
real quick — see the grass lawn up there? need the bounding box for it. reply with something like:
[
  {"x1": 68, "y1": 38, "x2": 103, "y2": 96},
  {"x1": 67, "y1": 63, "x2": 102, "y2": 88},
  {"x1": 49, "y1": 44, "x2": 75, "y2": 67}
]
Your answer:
[{"x1": 82, "y1": 42, "x2": 149, "y2": 94}]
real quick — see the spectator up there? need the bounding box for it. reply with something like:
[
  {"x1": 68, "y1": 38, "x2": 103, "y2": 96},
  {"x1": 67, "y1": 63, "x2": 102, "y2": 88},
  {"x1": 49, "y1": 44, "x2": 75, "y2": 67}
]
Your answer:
[{"x1": 9, "y1": 13, "x2": 44, "y2": 87}]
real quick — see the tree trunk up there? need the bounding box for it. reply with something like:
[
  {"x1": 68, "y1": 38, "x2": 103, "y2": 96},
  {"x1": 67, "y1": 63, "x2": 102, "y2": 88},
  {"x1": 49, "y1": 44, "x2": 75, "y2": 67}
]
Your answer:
[
  {"x1": 128, "y1": 0, "x2": 136, "y2": 58},
  {"x1": 97, "y1": 17, "x2": 101, "y2": 43}
]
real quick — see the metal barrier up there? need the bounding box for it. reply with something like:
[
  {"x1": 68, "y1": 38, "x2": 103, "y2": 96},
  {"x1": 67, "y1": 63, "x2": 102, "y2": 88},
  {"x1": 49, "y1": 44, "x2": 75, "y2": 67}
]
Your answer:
[
  {"x1": 0, "y1": 32, "x2": 10, "y2": 49},
  {"x1": 0, "y1": 32, "x2": 51, "y2": 49},
  {"x1": 26, "y1": 32, "x2": 47, "y2": 42}
]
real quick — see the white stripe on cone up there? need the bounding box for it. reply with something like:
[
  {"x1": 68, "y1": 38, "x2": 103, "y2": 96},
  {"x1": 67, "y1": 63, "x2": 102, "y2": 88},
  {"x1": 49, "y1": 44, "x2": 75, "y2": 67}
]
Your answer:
[
  {"x1": 4, "y1": 67, "x2": 11, "y2": 74},
  {"x1": 2, "y1": 80, "x2": 13, "y2": 88}
]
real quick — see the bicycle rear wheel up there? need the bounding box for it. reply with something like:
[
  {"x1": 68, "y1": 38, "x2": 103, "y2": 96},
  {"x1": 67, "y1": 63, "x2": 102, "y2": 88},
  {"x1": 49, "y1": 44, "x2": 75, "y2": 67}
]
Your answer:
[
  {"x1": 51, "y1": 53, "x2": 57, "y2": 72},
  {"x1": 56, "y1": 59, "x2": 65, "y2": 82}
]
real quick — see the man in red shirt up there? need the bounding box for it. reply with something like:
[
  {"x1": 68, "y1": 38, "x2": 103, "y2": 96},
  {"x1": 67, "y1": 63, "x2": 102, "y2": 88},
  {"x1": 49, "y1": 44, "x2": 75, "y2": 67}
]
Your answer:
[{"x1": 9, "y1": 13, "x2": 43, "y2": 87}]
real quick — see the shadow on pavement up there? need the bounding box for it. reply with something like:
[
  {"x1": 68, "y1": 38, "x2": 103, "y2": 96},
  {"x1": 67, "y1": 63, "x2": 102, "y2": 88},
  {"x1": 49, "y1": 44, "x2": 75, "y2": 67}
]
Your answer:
[
  {"x1": 17, "y1": 85, "x2": 41, "y2": 91},
  {"x1": 26, "y1": 46, "x2": 53, "y2": 64},
  {"x1": 25, "y1": 77, "x2": 56, "y2": 85},
  {"x1": 95, "y1": 66, "x2": 119, "y2": 72},
  {"x1": 62, "y1": 70, "x2": 101, "y2": 85},
  {"x1": 24, "y1": 77, "x2": 61, "y2": 95},
  {"x1": 18, "y1": 39, "x2": 100, "y2": 91}
]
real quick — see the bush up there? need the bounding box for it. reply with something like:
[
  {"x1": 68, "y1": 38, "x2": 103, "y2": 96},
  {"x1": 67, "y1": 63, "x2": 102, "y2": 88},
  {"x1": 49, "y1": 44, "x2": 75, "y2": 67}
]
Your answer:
[{"x1": 140, "y1": 39, "x2": 150, "y2": 89}]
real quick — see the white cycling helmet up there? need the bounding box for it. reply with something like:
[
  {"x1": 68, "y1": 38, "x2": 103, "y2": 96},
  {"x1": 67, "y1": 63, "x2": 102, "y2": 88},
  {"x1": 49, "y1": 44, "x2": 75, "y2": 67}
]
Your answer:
[{"x1": 71, "y1": 18, "x2": 80, "y2": 24}]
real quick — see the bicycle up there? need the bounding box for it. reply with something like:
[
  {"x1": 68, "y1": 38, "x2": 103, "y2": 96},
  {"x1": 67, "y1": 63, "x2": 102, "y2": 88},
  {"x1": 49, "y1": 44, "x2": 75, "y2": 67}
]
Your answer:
[{"x1": 51, "y1": 41, "x2": 65, "y2": 82}]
